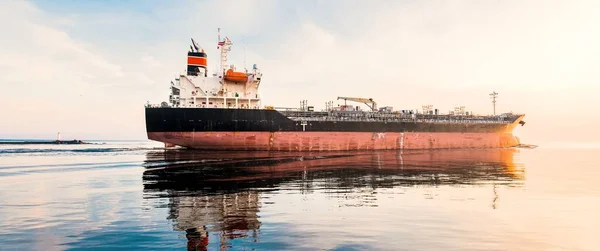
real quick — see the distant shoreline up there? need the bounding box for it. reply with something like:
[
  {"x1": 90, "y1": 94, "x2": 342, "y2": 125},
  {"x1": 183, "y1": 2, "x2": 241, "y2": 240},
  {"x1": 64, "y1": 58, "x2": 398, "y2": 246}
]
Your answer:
[{"x1": 0, "y1": 140, "x2": 96, "y2": 145}]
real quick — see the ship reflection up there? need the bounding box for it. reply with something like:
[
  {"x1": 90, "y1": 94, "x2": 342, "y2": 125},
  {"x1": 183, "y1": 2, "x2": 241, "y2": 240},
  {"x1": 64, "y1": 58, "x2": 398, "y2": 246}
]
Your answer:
[{"x1": 142, "y1": 149, "x2": 524, "y2": 250}]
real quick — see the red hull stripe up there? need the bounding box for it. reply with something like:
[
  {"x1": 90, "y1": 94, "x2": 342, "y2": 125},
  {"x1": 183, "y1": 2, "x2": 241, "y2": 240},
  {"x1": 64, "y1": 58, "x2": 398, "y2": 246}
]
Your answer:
[
  {"x1": 187, "y1": 56, "x2": 207, "y2": 66},
  {"x1": 148, "y1": 132, "x2": 521, "y2": 151}
]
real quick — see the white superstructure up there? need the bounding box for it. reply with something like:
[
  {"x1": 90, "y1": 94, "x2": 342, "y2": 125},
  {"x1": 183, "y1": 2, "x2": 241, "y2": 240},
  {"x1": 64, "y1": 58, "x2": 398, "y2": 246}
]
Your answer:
[{"x1": 167, "y1": 30, "x2": 263, "y2": 109}]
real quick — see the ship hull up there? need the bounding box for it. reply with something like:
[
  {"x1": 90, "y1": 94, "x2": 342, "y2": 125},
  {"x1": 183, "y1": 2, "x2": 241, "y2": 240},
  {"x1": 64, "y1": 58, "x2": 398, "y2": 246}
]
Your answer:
[
  {"x1": 145, "y1": 108, "x2": 524, "y2": 151},
  {"x1": 147, "y1": 131, "x2": 520, "y2": 151}
]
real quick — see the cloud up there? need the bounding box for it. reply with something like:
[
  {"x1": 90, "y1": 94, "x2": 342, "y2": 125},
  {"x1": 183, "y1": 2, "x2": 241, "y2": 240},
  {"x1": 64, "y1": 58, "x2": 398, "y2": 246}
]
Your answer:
[
  {"x1": 140, "y1": 56, "x2": 162, "y2": 68},
  {"x1": 1, "y1": 0, "x2": 599, "y2": 142},
  {"x1": 252, "y1": 0, "x2": 600, "y2": 143},
  {"x1": 0, "y1": 1, "x2": 157, "y2": 139}
]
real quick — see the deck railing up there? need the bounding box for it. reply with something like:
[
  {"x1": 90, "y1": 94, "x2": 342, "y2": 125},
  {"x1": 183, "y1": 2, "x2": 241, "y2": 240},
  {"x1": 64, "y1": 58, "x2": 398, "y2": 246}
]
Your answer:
[
  {"x1": 279, "y1": 110, "x2": 516, "y2": 124},
  {"x1": 144, "y1": 104, "x2": 518, "y2": 124}
]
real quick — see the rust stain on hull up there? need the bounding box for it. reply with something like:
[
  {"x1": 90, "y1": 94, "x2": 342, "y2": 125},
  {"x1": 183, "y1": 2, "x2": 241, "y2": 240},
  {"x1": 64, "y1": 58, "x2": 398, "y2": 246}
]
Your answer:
[{"x1": 148, "y1": 132, "x2": 521, "y2": 151}]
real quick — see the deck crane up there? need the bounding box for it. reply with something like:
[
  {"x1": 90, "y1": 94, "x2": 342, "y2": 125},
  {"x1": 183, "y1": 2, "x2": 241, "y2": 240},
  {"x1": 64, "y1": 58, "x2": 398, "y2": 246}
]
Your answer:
[{"x1": 337, "y1": 96, "x2": 378, "y2": 111}]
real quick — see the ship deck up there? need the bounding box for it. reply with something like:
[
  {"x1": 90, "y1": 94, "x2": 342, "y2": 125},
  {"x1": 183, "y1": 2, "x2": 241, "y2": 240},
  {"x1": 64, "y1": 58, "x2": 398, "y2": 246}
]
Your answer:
[{"x1": 279, "y1": 110, "x2": 519, "y2": 124}]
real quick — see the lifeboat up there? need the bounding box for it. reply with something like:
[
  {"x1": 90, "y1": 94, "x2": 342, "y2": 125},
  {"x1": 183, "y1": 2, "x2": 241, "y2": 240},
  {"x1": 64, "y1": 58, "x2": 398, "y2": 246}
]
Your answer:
[{"x1": 224, "y1": 69, "x2": 248, "y2": 82}]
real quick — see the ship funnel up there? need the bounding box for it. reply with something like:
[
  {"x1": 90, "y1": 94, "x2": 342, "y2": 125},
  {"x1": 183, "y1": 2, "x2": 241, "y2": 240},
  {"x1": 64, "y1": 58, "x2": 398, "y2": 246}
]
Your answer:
[{"x1": 187, "y1": 51, "x2": 207, "y2": 77}]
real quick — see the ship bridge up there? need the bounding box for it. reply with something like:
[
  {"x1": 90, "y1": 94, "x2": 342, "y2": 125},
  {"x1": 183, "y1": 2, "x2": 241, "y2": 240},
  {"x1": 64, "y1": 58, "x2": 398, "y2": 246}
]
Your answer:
[{"x1": 148, "y1": 31, "x2": 263, "y2": 109}]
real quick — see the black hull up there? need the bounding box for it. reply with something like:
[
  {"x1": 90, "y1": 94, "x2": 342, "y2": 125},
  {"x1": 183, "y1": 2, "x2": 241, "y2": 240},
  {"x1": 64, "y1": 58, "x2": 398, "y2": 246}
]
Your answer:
[{"x1": 145, "y1": 108, "x2": 520, "y2": 134}]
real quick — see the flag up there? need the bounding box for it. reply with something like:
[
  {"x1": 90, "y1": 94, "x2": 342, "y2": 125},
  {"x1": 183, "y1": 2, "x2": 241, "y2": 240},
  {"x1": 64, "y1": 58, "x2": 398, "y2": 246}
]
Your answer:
[{"x1": 217, "y1": 40, "x2": 225, "y2": 49}]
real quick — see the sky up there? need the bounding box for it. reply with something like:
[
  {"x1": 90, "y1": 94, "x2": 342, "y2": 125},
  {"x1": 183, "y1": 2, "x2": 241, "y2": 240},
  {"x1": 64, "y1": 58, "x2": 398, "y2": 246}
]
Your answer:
[{"x1": 1, "y1": 0, "x2": 599, "y2": 143}]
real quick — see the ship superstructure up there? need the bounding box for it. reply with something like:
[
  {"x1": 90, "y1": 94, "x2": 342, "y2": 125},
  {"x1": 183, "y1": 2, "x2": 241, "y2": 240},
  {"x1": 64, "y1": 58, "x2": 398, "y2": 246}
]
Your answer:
[
  {"x1": 145, "y1": 31, "x2": 526, "y2": 151},
  {"x1": 167, "y1": 31, "x2": 263, "y2": 110}
]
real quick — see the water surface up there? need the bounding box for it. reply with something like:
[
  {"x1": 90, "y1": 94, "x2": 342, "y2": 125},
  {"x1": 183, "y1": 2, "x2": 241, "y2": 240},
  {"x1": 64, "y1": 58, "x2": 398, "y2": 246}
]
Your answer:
[{"x1": 0, "y1": 141, "x2": 598, "y2": 250}]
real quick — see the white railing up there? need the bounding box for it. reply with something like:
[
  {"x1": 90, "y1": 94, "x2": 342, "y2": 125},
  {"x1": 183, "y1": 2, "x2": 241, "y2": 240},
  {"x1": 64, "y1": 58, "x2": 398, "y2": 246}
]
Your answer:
[
  {"x1": 279, "y1": 110, "x2": 517, "y2": 124},
  {"x1": 145, "y1": 103, "x2": 262, "y2": 109}
]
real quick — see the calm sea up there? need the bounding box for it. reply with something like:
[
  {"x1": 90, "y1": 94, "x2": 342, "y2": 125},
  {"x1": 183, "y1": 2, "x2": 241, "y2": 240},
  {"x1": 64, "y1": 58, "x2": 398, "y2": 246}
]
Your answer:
[{"x1": 0, "y1": 141, "x2": 598, "y2": 250}]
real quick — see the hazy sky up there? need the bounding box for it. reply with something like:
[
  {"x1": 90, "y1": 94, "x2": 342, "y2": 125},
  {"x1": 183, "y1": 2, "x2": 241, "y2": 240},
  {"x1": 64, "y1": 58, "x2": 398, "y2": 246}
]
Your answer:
[{"x1": 1, "y1": 0, "x2": 599, "y2": 143}]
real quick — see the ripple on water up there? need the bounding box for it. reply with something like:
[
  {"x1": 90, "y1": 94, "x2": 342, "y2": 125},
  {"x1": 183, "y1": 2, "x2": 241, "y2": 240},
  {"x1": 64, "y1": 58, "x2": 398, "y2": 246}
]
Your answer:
[{"x1": 1, "y1": 144, "x2": 598, "y2": 250}]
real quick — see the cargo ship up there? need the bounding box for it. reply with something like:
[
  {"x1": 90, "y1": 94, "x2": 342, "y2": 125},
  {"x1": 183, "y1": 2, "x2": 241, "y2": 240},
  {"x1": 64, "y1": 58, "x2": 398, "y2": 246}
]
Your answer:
[{"x1": 145, "y1": 31, "x2": 526, "y2": 151}]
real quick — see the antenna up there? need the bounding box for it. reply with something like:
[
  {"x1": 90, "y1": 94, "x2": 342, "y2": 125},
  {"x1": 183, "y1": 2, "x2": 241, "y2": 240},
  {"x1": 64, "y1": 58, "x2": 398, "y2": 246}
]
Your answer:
[
  {"x1": 243, "y1": 36, "x2": 247, "y2": 72},
  {"x1": 217, "y1": 28, "x2": 221, "y2": 43},
  {"x1": 218, "y1": 28, "x2": 222, "y2": 75},
  {"x1": 217, "y1": 31, "x2": 232, "y2": 76},
  {"x1": 489, "y1": 91, "x2": 498, "y2": 115}
]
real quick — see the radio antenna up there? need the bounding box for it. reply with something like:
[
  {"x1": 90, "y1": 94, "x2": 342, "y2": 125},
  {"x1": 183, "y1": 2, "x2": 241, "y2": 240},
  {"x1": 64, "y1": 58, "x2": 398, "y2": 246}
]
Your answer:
[
  {"x1": 489, "y1": 91, "x2": 498, "y2": 115},
  {"x1": 243, "y1": 37, "x2": 247, "y2": 72}
]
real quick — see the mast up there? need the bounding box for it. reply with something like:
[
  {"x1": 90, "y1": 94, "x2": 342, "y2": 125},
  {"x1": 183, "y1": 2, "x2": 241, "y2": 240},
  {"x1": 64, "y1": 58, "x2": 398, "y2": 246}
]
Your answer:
[
  {"x1": 218, "y1": 28, "x2": 223, "y2": 75},
  {"x1": 243, "y1": 36, "x2": 247, "y2": 72},
  {"x1": 489, "y1": 91, "x2": 498, "y2": 115},
  {"x1": 217, "y1": 28, "x2": 232, "y2": 76}
]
